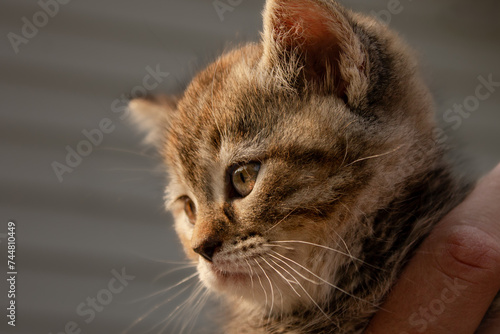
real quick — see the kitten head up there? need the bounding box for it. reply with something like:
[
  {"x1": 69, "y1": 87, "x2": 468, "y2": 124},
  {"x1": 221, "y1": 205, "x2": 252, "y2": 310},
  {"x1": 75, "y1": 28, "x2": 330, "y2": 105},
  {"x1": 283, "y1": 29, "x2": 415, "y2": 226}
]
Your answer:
[{"x1": 130, "y1": 0, "x2": 438, "y2": 315}]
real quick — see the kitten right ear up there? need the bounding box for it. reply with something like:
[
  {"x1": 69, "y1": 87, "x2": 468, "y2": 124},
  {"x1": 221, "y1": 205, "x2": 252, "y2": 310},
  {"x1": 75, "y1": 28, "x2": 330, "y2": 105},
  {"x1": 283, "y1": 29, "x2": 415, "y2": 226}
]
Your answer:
[
  {"x1": 261, "y1": 0, "x2": 368, "y2": 103},
  {"x1": 128, "y1": 95, "x2": 177, "y2": 147}
]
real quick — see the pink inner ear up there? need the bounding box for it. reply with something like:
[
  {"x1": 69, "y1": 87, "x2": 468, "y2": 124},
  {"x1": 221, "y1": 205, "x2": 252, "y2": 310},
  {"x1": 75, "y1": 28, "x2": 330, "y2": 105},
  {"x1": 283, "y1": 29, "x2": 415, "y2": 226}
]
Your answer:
[
  {"x1": 272, "y1": 0, "x2": 341, "y2": 52},
  {"x1": 270, "y1": 0, "x2": 347, "y2": 96}
]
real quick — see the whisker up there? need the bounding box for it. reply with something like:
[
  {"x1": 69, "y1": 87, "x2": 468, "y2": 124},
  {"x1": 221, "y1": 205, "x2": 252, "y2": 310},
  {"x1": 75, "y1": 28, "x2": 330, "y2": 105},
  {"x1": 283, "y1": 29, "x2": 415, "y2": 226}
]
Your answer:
[
  {"x1": 265, "y1": 207, "x2": 297, "y2": 233},
  {"x1": 153, "y1": 264, "x2": 197, "y2": 283},
  {"x1": 345, "y1": 145, "x2": 404, "y2": 168},
  {"x1": 253, "y1": 259, "x2": 269, "y2": 315},
  {"x1": 131, "y1": 281, "x2": 193, "y2": 309},
  {"x1": 153, "y1": 282, "x2": 205, "y2": 333},
  {"x1": 260, "y1": 258, "x2": 286, "y2": 321},
  {"x1": 130, "y1": 272, "x2": 199, "y2": 303},
  {"x1": 271, "y1": 240, "x2": 381, "y2": 270},
  {"x1": 270, "y1": 255, "x2": 333, "y2": 324},
  {"x1": 244, "y1": 259, "x2": 256, "y2": 299},
  {"x1": 266, "y1": 254, "x2": 302, "y2": 298},
  {"x1": 176, "y1": 288, "x2": 210, "y2": 334},
  {"x1": 332, "y1": 229, "x2": 359, "y2": 271},
  {"x1": 337, "y1": 200, "x2": 371, "y2": 229},
  {"x1": 255, "y1": 258, "x2": 275, "y2": 318},
  {"x1": 270, "y1": 250, "x2": 380, "y2": 308},
  {"x1": 122, "y1": 280, "x2": 196, "y2": 334},
  {"x1": 129, "y1": 254, "x2": 193, "y2": 266},
  {"x1": 340, "y1": 130, "x2": 350, "y2": 169},
  {"x1": 340, "y1": 120, "x2": 356, "y2": 134},
  {"x1": 262, "y1": 243, "x2": 295, "y2": 251},
  {"x1": 273, "y1": 240, "x2": 354, "y2": 258},
  {"x1": 261, "y1": 257, "x2": 301, "y2": 298},
  {"x1": 268, "y1": 252, "x2": 322, "y2": 286},
  {"x1": 261, "y1": 273, "x2": 285, "y2": 322}
]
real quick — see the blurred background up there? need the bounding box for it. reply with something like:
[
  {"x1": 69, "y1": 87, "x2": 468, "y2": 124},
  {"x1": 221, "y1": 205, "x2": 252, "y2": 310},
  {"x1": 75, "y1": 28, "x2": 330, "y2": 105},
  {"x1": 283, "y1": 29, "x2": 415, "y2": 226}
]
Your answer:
[{"x1": 0, "y1": 0, "x2": 499, "y2": 333}]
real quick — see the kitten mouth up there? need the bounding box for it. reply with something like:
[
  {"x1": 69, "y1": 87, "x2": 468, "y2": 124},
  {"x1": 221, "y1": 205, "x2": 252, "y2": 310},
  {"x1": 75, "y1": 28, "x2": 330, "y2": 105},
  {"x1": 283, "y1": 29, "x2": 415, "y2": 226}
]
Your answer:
[
  {"x1": 198, "y1": 240, "x2": 268, "y2": 287},
  {"x1": 215, "y1": 269, "x2": 249, "y2": 281},
  {"x1": 206, "y1": 260, "x2": 257, "y2": 284},
  {"x1": 211, "y1": 263, "x2": 249, "y2": 277}
]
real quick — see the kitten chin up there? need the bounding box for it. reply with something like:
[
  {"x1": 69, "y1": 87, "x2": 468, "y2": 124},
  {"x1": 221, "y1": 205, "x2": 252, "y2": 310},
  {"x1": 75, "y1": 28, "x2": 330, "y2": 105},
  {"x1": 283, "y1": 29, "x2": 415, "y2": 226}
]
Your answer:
[{"x1": 129, "y1": 0, "x2": 498, "y2": 333}]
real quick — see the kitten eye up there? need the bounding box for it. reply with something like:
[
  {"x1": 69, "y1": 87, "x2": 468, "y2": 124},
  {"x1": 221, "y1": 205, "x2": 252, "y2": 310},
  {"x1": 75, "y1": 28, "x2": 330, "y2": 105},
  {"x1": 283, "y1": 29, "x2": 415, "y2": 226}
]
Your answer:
[
  {"x1": 182, "y1": 197, "x2": 197, "y2": 225},
  {"x1": 231, "y1": 163, "x2": 261, "y2": 198}
]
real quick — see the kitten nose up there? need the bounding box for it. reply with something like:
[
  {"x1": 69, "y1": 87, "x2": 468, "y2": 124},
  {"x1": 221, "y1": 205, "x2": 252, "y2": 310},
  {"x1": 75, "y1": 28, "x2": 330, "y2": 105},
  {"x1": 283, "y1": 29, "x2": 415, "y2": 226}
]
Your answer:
[{"x1": 193, "y1": 238, "x2": 222, "y2": 262}]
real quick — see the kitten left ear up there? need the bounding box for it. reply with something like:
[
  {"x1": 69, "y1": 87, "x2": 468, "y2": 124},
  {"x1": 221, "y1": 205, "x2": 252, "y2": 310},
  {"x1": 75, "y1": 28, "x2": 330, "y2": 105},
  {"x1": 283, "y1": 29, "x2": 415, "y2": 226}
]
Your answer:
[
  {"x1": 261, "y1": 0, "x2": 368, "y2": 102},
  {"x1": 128, "y1": 95, "x2": 176, "y2": 147}
]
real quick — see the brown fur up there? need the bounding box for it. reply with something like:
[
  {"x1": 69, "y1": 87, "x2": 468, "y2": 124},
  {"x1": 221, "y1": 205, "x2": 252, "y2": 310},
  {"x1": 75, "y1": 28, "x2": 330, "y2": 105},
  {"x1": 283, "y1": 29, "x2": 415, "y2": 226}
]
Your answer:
[{"x1": 129, "y1": 1, "x2": 497, "y2": 333}]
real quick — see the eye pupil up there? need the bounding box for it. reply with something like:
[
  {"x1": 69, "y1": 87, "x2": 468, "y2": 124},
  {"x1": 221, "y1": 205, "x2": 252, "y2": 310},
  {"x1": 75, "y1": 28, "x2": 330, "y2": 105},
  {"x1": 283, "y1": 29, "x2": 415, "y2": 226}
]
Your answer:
[
  {"x1": 231, "y1": 162, "x2": 261, "y2": 198},
  {"x1": 183, "y1": 197, "x2": 197, "y2": 225}
]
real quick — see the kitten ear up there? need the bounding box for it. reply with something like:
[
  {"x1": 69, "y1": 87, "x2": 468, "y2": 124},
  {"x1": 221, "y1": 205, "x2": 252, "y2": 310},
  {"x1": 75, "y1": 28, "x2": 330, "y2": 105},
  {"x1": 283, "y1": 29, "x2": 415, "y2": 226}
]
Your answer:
[
  {"x1": 262, "y1": 0, "x2": 367, "y2": 101},
  {"x1": 128, "y1": 95, "x2": 177, "y2": 147}
]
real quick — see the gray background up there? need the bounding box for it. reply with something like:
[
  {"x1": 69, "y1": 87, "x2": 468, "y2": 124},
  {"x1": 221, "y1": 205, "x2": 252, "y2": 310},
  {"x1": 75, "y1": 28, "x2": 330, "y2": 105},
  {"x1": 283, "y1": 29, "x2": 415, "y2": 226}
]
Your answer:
[{"x1": 0, "y1": 0, "x2": 499, "y2": 333}]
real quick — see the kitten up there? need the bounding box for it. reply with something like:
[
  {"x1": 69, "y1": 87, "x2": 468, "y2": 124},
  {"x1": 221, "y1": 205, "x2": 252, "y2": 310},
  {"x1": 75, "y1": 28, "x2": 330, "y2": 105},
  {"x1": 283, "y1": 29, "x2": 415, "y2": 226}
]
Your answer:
[{"x1": 129, "y1": 0, "x2": 498, "y2": 333}]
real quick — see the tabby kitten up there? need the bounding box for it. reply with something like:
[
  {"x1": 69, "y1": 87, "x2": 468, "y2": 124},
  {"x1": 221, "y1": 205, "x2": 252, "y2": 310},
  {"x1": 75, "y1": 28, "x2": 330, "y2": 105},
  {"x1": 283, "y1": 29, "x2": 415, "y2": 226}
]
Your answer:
[{"x1": 129, "y1": 0, "x2": 495, "y2": 333}]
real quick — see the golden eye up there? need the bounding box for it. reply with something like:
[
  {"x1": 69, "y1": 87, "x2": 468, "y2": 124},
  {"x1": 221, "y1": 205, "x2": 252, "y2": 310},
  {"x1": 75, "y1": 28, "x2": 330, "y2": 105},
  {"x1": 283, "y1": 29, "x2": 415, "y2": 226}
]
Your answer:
[
  {"x1": 183, "y1": 197, "x2": 197, "y2": 225},
  {"x1": 231, "y1": 163, "x2": 261, "y2": 197}
]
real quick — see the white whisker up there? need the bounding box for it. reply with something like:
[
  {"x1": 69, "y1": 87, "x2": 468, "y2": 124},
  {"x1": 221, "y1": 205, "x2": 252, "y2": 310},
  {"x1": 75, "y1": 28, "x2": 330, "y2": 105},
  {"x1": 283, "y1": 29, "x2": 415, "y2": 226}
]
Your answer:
[
  {"x1": 131, "y1": 272, "x2": 199, "y2": 303},
  {"x1": 271, "y1": 240, "x2": 381, "y2": 270},
  {"x1": 153, "y1": 264, "x2": 197, "y2": 283},
  {"x1": 129, "y1": 254, "x2": 193, "y2": 266},
  {"x1": 345, "y1": 145, "x2": 404, "y2": 168},
  {"x1": 336, "y1": 116, "x2": 357, "y2": 170},
  {"x1": 122, "y1": 280, "x2": 196, "y2": 334},
  {"x1": 245, "y1": 259, "x2": 256, "y2": 300},
  {"x1": 270, "y1": 250, "x2": 379, "y2": 308},
  {"x1": 332, "y1": 229, "x2": 359, "y2": 271},
  {"x1": 177, "y1": 288, "x2": 210, "y2": 334},
  {"x1": 255, "y1": 258, "x2": 275, "y2": 318},
  {"x1": 265, "y1": 207, "x2": 297, "y2": 233},
  {"x1": 262, "y1": 243, "x2": 295, "y2": 251},
  {"x1": 268, "y1": 252, "x2": 322, "y2": 286},
  {"x1": 154, "y1": 282, "x2": 206, "y2": 333},
  {"x1": 261, "y1": 256, "x2": 301, "y2": 298},
  {"x1": 271, "y1": 256, "x2": 333, "y2": 324},
  {"x1": 254, "y1": 259, "x2": 269, "y2": 313}
]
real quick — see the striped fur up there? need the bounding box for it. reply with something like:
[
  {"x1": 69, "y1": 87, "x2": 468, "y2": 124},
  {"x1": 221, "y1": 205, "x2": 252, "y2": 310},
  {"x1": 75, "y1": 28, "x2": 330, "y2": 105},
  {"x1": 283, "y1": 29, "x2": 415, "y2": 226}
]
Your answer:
[{"x1": 129, "y1": 1, "x2": 497, "y2": 333}]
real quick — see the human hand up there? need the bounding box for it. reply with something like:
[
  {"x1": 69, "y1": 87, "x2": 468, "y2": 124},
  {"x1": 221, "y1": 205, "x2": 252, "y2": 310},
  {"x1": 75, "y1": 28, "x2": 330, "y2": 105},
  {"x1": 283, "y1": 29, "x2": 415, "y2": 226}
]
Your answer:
[{"x1": 366, "y1": 164, "x2": 500, "y2": 334}]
